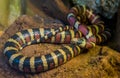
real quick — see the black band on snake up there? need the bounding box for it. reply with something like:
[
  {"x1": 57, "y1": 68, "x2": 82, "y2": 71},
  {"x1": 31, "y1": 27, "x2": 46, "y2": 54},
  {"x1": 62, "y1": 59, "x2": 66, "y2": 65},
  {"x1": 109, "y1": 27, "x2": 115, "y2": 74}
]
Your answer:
[{"x1": 3, "y1": 5, "x2": 111, "y2": 73}]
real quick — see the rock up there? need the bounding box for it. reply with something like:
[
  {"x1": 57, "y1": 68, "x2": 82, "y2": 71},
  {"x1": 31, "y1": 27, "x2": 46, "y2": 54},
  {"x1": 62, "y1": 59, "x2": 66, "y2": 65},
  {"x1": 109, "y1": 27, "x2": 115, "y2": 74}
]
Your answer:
[
  {"x1": 0, "y1": 15, "x2": 120, "y2": 78},
  {"x1": 72, "y1": 0, "x2": 120, "y2": 19},
  {"x1": 28, "y1": 0, "x2": 69, "y2": 24},
  {"x1": 114, "y1": 5, "x2": 120, "y2": 51}
]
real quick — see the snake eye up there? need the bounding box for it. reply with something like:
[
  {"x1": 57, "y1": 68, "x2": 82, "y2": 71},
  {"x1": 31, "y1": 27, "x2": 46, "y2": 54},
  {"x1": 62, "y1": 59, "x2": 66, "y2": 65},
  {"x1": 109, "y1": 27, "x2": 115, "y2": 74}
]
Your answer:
[{"x1": 77, "y1": 38, "x2": 85, "y2": 43}]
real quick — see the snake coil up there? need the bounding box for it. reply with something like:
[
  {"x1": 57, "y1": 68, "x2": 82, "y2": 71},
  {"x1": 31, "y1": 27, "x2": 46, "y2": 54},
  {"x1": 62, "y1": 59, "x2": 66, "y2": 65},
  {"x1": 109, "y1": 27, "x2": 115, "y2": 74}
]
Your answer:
[{"x1": 3, "y1": 5, "x2": 111, "y2": 73}]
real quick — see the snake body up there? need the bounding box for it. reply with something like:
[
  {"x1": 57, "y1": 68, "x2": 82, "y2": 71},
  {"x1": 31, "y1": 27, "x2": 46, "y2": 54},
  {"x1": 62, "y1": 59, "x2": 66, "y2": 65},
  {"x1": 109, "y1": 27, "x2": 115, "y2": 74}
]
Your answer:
[{"x1": 3, "y1": 5, "x2": 111, "y2": 73}]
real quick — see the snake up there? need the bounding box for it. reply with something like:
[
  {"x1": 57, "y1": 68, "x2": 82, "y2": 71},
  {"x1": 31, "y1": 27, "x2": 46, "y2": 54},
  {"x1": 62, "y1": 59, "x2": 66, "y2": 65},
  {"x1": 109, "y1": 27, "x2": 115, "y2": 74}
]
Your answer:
[{"x1": 3, "y1": 5, "x2": 111, "y2": 73}]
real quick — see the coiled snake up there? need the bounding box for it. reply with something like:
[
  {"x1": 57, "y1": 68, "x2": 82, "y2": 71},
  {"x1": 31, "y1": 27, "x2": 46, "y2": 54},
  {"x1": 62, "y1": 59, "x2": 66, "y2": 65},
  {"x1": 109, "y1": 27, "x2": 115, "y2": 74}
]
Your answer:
[{"x1": 3, "y1": 5, "x2": 111, "y2": 73}]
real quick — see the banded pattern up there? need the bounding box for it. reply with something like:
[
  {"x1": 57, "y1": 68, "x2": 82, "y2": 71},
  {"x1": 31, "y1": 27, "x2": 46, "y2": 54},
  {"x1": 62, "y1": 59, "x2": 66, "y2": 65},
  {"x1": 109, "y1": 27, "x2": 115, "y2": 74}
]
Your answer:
[
  {"x1": 67, "y1": 5, "x2": 104, "y2": 36},
  {"x1": 4, "y1": 27, "x2": 83, "y2": 73},
  {"x1": 67, "y1": 5, "x2": 111, "y2": 48},
  {"x1": 3, "y1": 5, "x2": 111, "y2": 73}
]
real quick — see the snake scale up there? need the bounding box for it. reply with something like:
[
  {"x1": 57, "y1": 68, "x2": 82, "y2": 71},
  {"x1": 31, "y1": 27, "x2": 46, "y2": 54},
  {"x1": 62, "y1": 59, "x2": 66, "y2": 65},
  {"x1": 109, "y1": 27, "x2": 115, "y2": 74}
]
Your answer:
[{"x1": 3, "y1": 5, "x2": 111, "y2": 73}]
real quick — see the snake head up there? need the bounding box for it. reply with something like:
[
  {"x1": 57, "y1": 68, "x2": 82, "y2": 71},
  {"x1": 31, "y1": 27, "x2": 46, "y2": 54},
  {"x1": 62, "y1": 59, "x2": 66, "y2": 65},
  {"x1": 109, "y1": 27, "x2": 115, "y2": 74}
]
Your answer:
[{"x1": 71, "y1": 37, "x2": 86, "y2": 48}]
